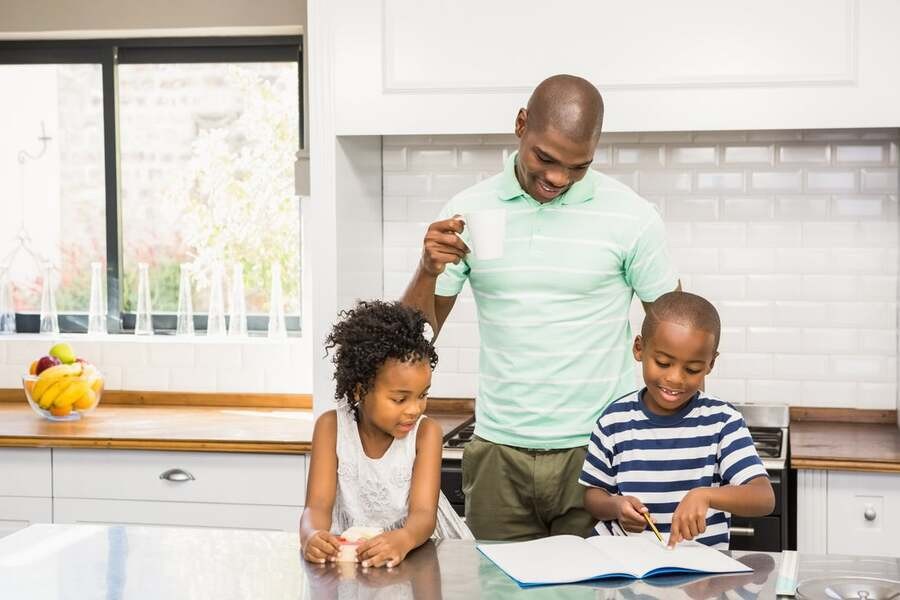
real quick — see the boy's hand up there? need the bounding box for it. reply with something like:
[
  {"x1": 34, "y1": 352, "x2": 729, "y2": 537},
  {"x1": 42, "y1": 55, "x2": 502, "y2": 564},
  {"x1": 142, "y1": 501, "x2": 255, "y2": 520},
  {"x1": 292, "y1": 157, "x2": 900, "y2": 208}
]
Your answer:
[
  {"x1": 668, "y1": 488, "x2": 711, "y2": 548},
  {"x1": 615, "y1": 495, "x2": 649, "y2": 533},
  {"x1": 303, "y1": 529, "x2": 341, "y2": 563},
  {"x1": 357, "y1": 529, "x2": 414, "y2": 568}
]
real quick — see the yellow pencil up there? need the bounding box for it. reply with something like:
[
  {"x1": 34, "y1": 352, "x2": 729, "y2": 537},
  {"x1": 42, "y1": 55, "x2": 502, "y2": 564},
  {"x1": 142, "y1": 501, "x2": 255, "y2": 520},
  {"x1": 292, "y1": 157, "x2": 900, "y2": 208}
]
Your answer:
[{"x1": 643, "y1": 512, "x2": 663, "y2": 543}]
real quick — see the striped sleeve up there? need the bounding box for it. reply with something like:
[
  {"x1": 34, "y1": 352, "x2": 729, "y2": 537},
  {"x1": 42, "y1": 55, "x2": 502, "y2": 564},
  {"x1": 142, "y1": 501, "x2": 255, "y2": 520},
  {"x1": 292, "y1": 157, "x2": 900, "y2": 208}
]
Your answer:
[
  {"x1": 579, "y1": 417, "x2": 619, "y2": 493},
  {"x1": 434, "y1": 200, "x2": 470, "y2": 297},
  {"x1": 717, "y1": 411, "x2": 767, "y2": 485},
  {"x1": 623, "y1": 207, "x2": 679, "y2": 302}
]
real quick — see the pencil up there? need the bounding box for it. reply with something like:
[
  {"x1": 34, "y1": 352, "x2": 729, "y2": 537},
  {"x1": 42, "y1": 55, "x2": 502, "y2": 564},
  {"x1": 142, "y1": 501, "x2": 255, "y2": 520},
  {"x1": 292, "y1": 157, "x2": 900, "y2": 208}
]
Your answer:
[{"x1": 643, "y1": 512, "x2": 663, "y2": 543}]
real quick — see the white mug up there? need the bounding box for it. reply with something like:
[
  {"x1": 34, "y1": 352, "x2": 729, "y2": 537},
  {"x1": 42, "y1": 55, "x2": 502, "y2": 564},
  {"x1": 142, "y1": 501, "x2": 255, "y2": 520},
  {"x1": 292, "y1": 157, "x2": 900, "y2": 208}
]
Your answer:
[{"x1": 458, "y1": 208, "x2": 506, "y2": 260}]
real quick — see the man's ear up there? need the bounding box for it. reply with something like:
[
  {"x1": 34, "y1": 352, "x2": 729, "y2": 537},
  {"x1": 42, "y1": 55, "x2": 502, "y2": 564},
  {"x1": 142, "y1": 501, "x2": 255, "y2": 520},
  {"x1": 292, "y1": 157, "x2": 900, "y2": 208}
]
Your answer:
[
  {"x1": 632, "y1": 335, "x2": 644, "y2": 362},
  {"x1": 514, "y1": 108, "x2": 527, "y2": 138}
]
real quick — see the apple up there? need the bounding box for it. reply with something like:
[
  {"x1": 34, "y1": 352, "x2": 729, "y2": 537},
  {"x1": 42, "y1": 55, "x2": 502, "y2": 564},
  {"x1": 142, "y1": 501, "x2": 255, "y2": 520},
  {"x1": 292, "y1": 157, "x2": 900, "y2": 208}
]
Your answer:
[
  {"x1": 49, "y1": 342, "x2": 77, "y2": 365},
  {"x1": 34, "y1": 355, "x2": 61, "y2": 376}
]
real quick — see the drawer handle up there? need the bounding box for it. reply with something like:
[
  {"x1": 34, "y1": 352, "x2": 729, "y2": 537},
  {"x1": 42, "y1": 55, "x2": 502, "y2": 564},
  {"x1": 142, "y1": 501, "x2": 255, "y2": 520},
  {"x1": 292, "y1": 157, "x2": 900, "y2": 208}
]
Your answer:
[
  {"x1": 159, "y1": 468, "x2": 195, "y2": 483},
  {"x1": 864, "y1": 505, "x2": 877, "y2": 521},
  {"x1": 729, "y1": 526, "x2": 755, "y2": 537}
]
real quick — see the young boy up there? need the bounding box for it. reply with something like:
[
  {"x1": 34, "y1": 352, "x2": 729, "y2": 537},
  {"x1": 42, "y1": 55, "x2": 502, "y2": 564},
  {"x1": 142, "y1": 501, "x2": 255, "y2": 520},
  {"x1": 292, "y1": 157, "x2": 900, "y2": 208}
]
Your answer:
[{"x1": 579, "y1": 291, "x2": 774, "y2": 549}]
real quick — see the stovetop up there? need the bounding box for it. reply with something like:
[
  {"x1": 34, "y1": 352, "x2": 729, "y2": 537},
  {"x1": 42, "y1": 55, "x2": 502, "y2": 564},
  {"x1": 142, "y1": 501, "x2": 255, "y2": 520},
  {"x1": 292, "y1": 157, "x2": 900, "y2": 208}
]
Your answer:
[{"x1": 442, "y1": 403, "x2": 789, "y2": 470}]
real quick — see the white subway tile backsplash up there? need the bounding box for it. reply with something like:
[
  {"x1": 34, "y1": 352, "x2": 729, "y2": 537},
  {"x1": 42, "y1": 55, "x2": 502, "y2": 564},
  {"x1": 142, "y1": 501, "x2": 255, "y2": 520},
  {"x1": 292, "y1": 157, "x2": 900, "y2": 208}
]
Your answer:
[
  {"x1": 806, "y1": 170, "x2": 857, "y2": 192},
  {"x1": 0, "y1": 365, "x2": 21, "y2": 388},
  {"x1": 666, "y1": 197, "x2": 718, "y2": 221},
  {"x1": 696, "y1": 172, "x2": 744, "y2": 192},
  {"x1": 747, "y1": 223, "x2": 802, "y2": 248},
  {"x1": 750, "y1": 171, "x2": 802, "y2": 192},
  {"x1": 861, "y1": 168, "x2": 899, "y2": 193},
  {"x1": 615, "y1": 146, "x2": 664, "y2": 167},
  {"x1": 723, "y1": 145, "x2": 774, "y2": 165},
  {"x1": 774, "y1": 196, "x2": 830, "y2": 220},
  {"x1": 241, "y1": 341, "x2": 293, "y2": 371},
  {"x1": 123, "y1": 367, "x2": 169, "y2": 392},
  {"x1": 639, "y1": 171, "x2": 691, "y2": 194},
  {"x1": 834, "y1": 144, "x2": 886, "y2": 164},
  {"x1": 747, "y1": 327, "x2": 801, "y2": 353},
  {"x1": 691, "y1": 223, "x2": 747, "y2": 247},
  {"x1": 668, "y1": 146, "x2": 716, "y2": 165},
  {"x1": 101, "y1": 365, "x2": 123, "y2": 391},
  {"x1": 216, "y1": 367, "x2": 265, "y2": 393},
  {"x1": 383, "y1": 129, "x2": 899, "y2": 410},
  {"x1": 194, "y1": 342, "x2": 244, "y2": 370},
  {"x1": 777, "y1": 145, "x2": 830, "y2": 164},
  {"x1": 101, "y1": 340, "x2": 150, "y2": 368},
  {"x1": 857, "y1": 383, "x2": 897, "y2": 410},
  {"x1": 773, "y1": 354, "x2": 828, "y2": 379},
  {"x1": 148, "y1": 342, "x2": 194, "y2": 369},
  {"x1": 719, "y1": 248, "x2": 775, "y2": 273},
  {"x1": 720, "y1": 197, "x2": 774, "y2": 220},
  {"x1": 773, "y1": 248, "x2": 828, "y2": 274},
  {"x1": 169, "y1": 367, "x2": 217, "y2": 393}
]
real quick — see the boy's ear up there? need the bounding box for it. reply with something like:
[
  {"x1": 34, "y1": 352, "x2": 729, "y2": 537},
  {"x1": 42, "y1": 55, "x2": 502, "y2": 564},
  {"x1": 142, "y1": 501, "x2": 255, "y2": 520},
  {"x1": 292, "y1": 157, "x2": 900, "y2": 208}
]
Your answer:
[
  {"x1": 632, "y1": 335, "x2": 644, "y2": 361},
  {"x1": 707, "y1": 351, "x2": 719, "y2": 372}
]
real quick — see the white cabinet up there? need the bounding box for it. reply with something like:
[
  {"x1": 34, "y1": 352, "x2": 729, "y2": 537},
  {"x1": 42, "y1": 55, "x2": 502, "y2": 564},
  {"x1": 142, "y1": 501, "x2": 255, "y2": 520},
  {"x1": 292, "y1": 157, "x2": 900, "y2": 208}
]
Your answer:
[
  {"x1": 324, "y1": 0, "x2": 900, "y2": 134},
  {"x1": 0, "y1": 449, "x2": 52, "y2": 538},
  {"x1": 797, "y1": 469, "x2": 900, "y2": 558},
  {"x1": 826, "y1": 471, "x2": 900, "y2": 558},
  {"x1": 52, "y1": 449, "x2": 307, "y2": 533}
]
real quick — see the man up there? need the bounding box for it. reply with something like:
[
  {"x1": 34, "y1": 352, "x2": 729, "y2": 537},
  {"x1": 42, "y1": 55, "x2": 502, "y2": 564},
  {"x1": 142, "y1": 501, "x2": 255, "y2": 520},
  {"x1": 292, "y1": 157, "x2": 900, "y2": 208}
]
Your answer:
[{"x1": 401, "y1": 74, "x2": 679, "y2": 541}]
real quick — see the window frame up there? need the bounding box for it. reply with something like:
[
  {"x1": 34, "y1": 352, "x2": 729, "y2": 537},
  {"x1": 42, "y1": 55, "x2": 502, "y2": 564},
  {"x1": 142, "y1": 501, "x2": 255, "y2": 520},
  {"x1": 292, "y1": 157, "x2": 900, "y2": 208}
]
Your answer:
[{"x1": 0, "y1": 36, "x2": 303, "y2": 335}]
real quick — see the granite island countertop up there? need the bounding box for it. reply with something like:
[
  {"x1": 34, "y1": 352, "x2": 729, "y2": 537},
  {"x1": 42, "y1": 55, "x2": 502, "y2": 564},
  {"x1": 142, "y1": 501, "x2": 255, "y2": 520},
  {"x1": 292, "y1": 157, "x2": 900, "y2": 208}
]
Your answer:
[{"x1": 2, "y1": 524, "x2": 899, "y2": 599}]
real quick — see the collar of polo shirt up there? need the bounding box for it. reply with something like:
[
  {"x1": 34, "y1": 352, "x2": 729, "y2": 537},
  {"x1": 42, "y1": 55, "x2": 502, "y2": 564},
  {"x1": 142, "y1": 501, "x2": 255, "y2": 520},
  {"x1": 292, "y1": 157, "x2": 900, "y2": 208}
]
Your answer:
[{"x1": 497, "y1": 151, "x2": 595, "y2": 206}]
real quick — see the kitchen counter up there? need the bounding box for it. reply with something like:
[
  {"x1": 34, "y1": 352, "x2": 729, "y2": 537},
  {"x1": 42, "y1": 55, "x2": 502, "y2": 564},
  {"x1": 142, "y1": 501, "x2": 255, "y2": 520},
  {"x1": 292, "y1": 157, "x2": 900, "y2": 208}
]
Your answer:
[
  {"x1": 791, "y1": 420, "x2": 900, "y2": 473},
  {"x1": 0, "y1": 403, "x2": 472, "y2": 454},
  {"x1": 3, "y1": 524, "x2": 899, "y2": 599}
]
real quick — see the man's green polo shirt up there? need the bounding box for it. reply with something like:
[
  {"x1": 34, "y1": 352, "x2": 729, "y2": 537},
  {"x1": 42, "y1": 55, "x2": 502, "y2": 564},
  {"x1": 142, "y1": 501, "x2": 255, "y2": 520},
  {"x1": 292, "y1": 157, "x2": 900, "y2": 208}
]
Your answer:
[{"x1": 435, "y1": 151, "x2": 678, "y2": 449}]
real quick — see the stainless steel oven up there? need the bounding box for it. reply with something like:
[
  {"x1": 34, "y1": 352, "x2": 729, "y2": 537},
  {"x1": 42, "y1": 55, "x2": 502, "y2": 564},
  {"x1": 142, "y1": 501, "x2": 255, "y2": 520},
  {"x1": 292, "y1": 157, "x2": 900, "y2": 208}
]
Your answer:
[{"x1": 440, "y1": 403, "x2": 790, "y2": 551}]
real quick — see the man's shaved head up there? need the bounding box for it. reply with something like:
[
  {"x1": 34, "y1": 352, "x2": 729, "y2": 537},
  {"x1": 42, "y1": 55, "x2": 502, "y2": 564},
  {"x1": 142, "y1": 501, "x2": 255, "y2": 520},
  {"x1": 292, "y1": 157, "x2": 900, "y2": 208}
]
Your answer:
[
  {"x1": 642, "y1": 292, "x2": 721, "y2": 351},
  {"x1": 525, "y1": 74, "x2": 604, "y2": 142}
]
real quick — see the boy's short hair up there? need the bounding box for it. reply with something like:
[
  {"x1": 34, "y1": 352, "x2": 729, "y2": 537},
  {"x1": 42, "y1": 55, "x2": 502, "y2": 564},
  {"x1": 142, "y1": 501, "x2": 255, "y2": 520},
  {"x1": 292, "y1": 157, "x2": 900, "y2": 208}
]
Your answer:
[
  {"x1": 325, "y1": 300, "x2": 438, "y2": 421},
  {"x1": 641, "y1": 291, "x2": 721, "y2": 351}
]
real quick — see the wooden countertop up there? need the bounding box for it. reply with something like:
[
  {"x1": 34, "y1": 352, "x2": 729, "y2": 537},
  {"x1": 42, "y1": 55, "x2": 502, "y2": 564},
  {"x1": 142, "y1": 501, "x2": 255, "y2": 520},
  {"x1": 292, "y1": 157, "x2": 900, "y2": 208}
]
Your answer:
[
  {"x1": 791, "y1": 408, "x2": 900, "y2": 473},
  {"x1": 0, "y1": 401, "x2": 473, "y2": 455}
]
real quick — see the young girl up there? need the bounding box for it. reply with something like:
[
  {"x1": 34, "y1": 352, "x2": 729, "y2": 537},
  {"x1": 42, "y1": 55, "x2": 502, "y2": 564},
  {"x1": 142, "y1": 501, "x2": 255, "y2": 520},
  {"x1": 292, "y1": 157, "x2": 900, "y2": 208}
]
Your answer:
[{"x1": 300, "y1": 300, "x2": 471, "y2": 568}]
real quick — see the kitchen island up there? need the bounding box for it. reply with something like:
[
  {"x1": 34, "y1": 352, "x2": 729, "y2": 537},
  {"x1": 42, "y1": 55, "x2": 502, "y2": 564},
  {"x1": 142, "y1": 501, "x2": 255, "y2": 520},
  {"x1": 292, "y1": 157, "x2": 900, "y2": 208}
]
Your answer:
[{"x1": 2, "y1": 524, "x2": 898, "y2": 599}]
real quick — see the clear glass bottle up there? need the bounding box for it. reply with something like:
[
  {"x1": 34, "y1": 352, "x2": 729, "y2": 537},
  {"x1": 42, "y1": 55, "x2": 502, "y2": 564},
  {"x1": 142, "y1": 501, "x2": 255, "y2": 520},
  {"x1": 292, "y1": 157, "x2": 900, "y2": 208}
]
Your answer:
[
  {"x1": 87, "y1": 262, "x2": 107, "y2": 335},
  {"x1": 228, "y1": 263, "x2": 248, "y2": 337},
  {"x1": 134, "y1": 262, "x2": 154, "y2": 336},
  {"x1": 267, "y1": 262, "x2": 287, "y2": 339},
  {"x1": 0, "y1": 273, "x2": 15, "y2": 335},
  {"x1": 206, "y1": 262, "x2": 226, "y2": 338},
  {"x1": 39, "y1": 263, "x2": 59, "y2": 335},
  {"x1": 176, "y1": 263, "x2": 194, "y2": 336}
]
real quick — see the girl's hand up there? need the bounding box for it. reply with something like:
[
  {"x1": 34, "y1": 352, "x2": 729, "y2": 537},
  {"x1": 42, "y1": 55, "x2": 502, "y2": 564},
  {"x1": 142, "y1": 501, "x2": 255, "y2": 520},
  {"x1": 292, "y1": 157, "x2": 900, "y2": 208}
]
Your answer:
[
  {"x1": 668, "y1": 488, "x2": 711, "y2": 548},
  {"x1": 357, "y1": 530, "x2": 414, "y2": 568},
  {"x1": 303, "y1": 529, "x2": 341, "y2": 563},
  {"x1": 615, "y1": 495, "x2": 649, "y2": 533}
]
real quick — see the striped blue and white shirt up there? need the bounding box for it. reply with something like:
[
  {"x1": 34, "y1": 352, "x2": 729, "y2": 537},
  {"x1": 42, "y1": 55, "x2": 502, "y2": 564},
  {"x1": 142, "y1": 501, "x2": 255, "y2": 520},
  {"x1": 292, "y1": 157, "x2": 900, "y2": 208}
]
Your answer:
[{"x1": 578, "y1": 389, "x2": 768, "y2": 549}]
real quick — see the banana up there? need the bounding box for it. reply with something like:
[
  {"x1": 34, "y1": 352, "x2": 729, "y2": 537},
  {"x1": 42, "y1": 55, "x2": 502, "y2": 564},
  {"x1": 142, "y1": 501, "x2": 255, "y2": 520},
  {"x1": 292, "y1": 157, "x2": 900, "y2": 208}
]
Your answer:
[
  {"x1": 32, "y1": 364, "x2": 82, "y2": 402},
  {"x1": 37, "y1": 378, "x2": 71, "y2": 409},
  {"x1": 54, "y1": 379, "x2": 91, "y2": 409},
  {"x1": 74, "y1": 388, "x2": 97, "y2": 411}
]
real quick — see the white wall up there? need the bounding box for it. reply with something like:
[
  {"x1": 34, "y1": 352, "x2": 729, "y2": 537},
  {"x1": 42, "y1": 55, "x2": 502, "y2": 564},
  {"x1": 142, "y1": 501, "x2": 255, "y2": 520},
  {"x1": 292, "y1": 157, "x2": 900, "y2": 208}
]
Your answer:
[
  {"x1": 0, "y1": 0, "x2": 305, "y2": 36},
  {"x1": 383, "y1": 130, "x2": 900, "y2": 410}
]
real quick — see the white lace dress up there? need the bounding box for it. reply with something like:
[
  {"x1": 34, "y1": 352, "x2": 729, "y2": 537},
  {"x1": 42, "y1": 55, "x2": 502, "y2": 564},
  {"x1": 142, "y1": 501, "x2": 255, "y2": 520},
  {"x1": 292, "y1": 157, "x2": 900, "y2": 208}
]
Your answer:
[{"x1": 331, "y1": 407, "x2": 472, "y2": 540}]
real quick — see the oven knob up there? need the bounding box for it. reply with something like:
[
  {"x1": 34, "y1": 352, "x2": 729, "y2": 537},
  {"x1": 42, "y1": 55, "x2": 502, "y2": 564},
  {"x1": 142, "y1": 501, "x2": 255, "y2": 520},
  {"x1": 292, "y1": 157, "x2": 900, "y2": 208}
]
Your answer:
[{"x1": 864, "y1": 505, "x2": 877, "y2": 521}]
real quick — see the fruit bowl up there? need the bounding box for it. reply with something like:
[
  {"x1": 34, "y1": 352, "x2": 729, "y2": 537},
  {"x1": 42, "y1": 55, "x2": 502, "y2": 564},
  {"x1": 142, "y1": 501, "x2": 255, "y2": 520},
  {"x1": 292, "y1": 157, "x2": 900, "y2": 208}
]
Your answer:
[{"x1": 23, "y1": 363, "x2": 104, "y2": 422}]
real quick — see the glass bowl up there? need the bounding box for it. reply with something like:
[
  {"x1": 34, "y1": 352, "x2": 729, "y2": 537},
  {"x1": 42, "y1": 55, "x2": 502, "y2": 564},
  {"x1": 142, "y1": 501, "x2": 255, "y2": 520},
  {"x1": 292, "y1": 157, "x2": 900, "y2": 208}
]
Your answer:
[{"x1": 22, "y1": 366, "x2": 104, "y2": 422}]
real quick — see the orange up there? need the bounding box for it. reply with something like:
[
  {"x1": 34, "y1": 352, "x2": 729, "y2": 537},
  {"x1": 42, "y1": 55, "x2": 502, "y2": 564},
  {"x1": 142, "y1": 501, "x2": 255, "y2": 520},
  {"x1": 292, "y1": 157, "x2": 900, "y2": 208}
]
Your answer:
[
  {"x1": 28, "y1": 360, "x2": 39, "y2": 376},
  {"x1": 24, "y1": 379, "x2": 36, "y2": 396},
  {"x1": 73, "y1": 389, "x2": 96, "y2": 410},
  {"x1": 49, "y1": 405, "x2": 71, "y2": 417}
]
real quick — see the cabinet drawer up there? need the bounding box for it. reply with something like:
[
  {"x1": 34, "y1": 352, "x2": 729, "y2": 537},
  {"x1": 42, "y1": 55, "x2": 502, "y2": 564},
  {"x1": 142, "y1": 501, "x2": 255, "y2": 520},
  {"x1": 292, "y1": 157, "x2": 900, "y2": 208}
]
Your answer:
[
  {"x1": 53, "y1": 449, "x2": 306, "y2": 506},
  {"x1": 54, "y1": 498, "x2": 300, "y2": 532},
  {"x1": 0, "y1": 449, "x2": 51, "y2": 497},
  {"x1": 0, "y1": 497, "x2": 52, "y2": 539},
  {"x1": 827, "y1": 470, "x2": 900, "y2": 558}
]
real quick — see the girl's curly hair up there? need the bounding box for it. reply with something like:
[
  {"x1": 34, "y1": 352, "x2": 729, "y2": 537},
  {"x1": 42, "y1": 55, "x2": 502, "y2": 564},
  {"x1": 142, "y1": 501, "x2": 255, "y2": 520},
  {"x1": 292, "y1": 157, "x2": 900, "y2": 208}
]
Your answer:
[{"x1": 325, "y1": 300, "x2": 438, "y2": 421}]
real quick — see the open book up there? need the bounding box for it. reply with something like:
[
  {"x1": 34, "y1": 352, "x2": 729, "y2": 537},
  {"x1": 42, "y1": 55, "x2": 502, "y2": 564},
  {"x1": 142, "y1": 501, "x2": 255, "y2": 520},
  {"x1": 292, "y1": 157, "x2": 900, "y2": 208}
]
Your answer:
[{"x1": 477, "y1": 535, "x2": 752, "y2": 588}]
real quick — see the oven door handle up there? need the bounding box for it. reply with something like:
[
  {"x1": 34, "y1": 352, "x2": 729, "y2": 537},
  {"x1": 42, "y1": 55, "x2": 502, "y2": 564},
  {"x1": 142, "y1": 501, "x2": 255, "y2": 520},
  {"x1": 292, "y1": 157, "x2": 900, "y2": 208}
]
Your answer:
[
  {"x1": 729, "y1": 526, "x2": 755, "y2": 537},
  {"x1": 767, "y1": 471, "x2": 781, "y2": 485}
]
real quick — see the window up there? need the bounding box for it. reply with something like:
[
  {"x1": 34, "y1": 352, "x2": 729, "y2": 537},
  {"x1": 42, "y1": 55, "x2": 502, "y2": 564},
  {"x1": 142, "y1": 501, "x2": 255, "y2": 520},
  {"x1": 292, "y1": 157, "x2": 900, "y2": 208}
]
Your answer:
[{"x1": 0, "y1": 37, "x2": 303, "y2": 334}]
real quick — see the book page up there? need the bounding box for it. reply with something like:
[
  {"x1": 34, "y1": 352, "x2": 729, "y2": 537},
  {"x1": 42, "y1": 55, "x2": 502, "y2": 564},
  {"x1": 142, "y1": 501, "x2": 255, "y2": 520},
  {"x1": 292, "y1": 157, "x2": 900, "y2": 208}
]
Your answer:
[
  {"x1": 477, "y1": 535, "x2": 630, "y2": 585},
  {"x1": 585, "y1": 536, "x2": 752, "y2": 577}
]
